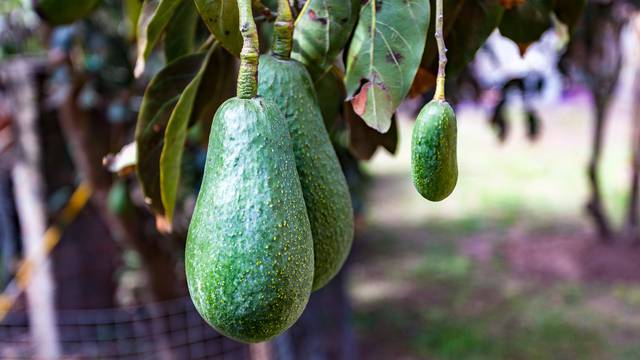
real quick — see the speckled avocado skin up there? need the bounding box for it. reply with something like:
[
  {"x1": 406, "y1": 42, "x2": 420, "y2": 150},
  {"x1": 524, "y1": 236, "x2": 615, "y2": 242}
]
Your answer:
[
  {"x1": 185, "y1": 97, "x2": 314, "y2": 343},
  {"x1": 258, "y1": 55, "x2": 354, "y2": 291},
  {"x1": 411, "y1": 99, "x2": 458, "y2": 202}
]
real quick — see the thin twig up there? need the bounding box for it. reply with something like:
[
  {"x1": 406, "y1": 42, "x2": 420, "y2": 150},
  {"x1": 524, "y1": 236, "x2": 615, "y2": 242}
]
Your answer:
[
  {"x1": 253, "y1": 0, "x2": 276, "y2": 21},
  {"x1": 434, "y1": 0, "x2": 447, "y2": 101},
  {"x1": 197, "y1": 36, "x2": 216, "y2": 52}
]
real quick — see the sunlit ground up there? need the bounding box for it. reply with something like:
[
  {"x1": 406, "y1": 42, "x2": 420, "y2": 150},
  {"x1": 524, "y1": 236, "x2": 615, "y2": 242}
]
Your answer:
[{"x1": 349, "y1": 94, "x2": 640, "y2": 359}]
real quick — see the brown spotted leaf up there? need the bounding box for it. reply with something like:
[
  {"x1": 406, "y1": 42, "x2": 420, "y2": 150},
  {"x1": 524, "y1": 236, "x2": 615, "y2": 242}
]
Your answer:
[
  {"x1": 194, "y1": 0, "x2": 242, "y2": 56},
  {"x1": 292, "y1": 0, "x2": 360, "y2": 73},
  {"x1": 345, "y1": 0, "x2": 430, "y2": 133}
]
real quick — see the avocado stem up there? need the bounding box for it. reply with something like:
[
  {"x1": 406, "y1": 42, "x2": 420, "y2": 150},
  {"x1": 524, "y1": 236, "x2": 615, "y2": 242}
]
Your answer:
[
  {"x1": 272, "y1": 0, "x2": 294, "y2": 59},
  {"x1": 237, "y1": 0, "x2": 260, "y2": 99},
  {"x1": 434, "y1": 0, "x2": 447, "y2": 102}
]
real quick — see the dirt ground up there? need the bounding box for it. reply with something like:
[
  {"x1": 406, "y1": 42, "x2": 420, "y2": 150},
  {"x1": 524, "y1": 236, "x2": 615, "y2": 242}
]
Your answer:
[{"x1": 349, "y1": 94, "x2": 640, "y2": 359}]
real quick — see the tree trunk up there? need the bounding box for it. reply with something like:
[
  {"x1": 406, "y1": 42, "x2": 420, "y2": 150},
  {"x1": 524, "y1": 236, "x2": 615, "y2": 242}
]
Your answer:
[
  {"x1": 628, "y1": 15, "x2": 640, "y2": 244},
  {"x1": 586, "y1": 95, "x2": 614, "y2": 242},
  {"x1": 629, "y1": 109, "x2": 640, "y2": 243},
  {"x1": 578, "y1": 1, "x2": 625, "y2": 244},
  {"x1": 0, "y1": 174, "x2": 17, "y2": 287},
  {"x1": 2, "y1": 59, "x2": 61, "y2": 359}
]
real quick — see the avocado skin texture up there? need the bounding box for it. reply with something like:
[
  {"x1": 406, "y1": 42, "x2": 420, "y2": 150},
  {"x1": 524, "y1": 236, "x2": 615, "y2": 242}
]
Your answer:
[
  {"x1": 35, "y1": 0, "x2": 101, "y2": 25},
  {"x1": 185, "y1": 97, "x2": 314, "y2": 343},
  {"x1": 258, "y1": 55, "x2": 354, "y2": 291},
  {"x1": 411, "y1": 100, "x2": 458, "y2": 202}
]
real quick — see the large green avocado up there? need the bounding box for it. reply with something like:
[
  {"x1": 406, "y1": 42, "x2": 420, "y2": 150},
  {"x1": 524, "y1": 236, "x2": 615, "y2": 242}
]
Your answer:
[
  {"x1": 258, "y1": 54, "x2": 354, "y2": 291},
  {"x1": 35, "y1": 0, "x2": 101, "y2": 25},
  {"x1": 411, "y1": 100, "x2": 458, "y2": 202},
  {"x1": 185, "y1": 97, "x2": 314, "y2": 343}
]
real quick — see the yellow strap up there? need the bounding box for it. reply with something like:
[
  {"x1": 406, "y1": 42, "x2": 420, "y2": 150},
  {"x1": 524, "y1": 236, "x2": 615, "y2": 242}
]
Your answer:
[
  {"x1": 60, "y1": 182, "x2": 92, "y2": 224},
  {"x1": 0, "y1": 296, "x2": 13, "y2": 320},
  {"x1": 0, "y1": 182, "x2": 92, "y2": 322}
]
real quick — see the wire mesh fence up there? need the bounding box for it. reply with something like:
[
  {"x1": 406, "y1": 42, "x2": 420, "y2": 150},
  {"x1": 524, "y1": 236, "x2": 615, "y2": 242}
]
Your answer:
[{"x1": 0, "y1": 297, "x2": 248, "y2": 359}]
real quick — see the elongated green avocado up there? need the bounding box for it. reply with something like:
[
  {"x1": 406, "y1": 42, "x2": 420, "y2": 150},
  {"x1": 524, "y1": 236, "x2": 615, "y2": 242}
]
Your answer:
[
  {"x1": 258, "y1": 54, "x2": 354, "y2": 291},
  {"x1": 35, "y1": 0, "x2": 101, "y2": 25},
  {"x1": 411, "y1": 99, "x2": 458, "y2": 201},
  {"x1": 185, "y1": 97, "x2": 314, "y2": 343}
]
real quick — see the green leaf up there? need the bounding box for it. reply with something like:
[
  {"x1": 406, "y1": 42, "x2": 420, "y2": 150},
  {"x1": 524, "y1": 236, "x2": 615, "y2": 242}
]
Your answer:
[
  {"x1": 124, "y1": 0, "x2": 143, "y2": 40},
  {"x1": 164, "y1": 0, "x2": 199, "y2": 63},
  {"x1": 191, "y1": 47, "x2": 237, "y2": 132},
  {"x1": 345, "y1": 0, "x2": 430, "y2": 133},
  {"x1": 159, "y1": 45, "x2": 235, "y2": 222},
  {"x1": 135, "y1": 52, "x2": 207, "y2": 214},
  {"x1": 194, "y1": 0, "x2": 242, "y2": 56},
  {"x1": 34, "y1": 0, "x2": 101, "y2": 25},
  {"x1": 135, "y1": 0, "x2": 186, "y2": 77},
  {"x1": 292, "y1": 0, "x2": 360, "y2": 73}
]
